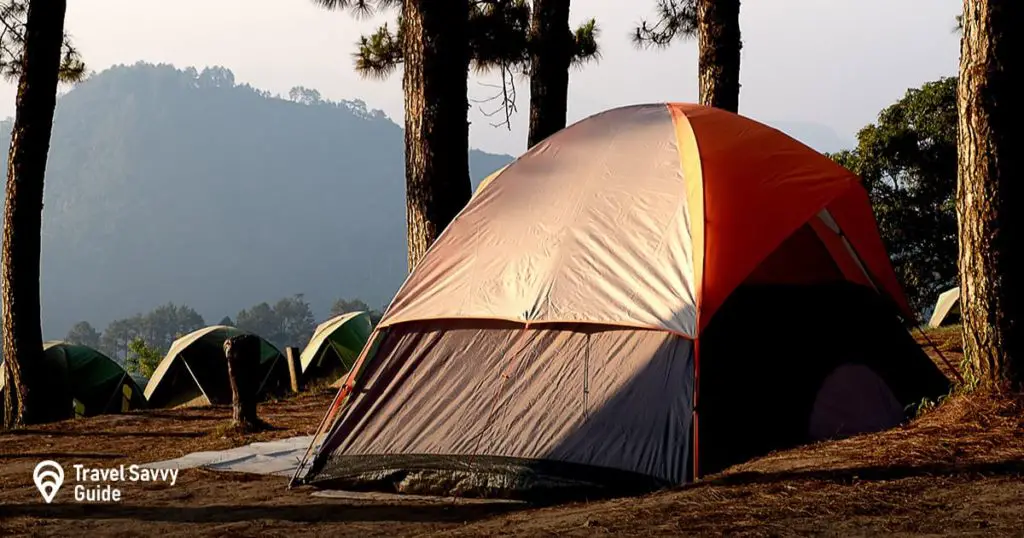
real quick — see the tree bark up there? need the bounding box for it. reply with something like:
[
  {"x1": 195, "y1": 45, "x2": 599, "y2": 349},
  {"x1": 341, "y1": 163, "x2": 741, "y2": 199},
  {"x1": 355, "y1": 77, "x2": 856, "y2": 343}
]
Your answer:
[
  {"x1": 1, "y1": 0, "x2": 72, "y2": 428},
  {"x1": 956, "y1": 0, "x2": 1023, "y2": 391},
  {"x1": 223, "y1": 334, "x2": 265, "y2": 431},
  {"x1": 696, "y1": 0, "x2": 742, "y2": 113},
  {"x1": 401, "y1": 0, "x2": 471, "y2": 272},
  {"x1": 527, "y1": 0, "x2": 572, "y2": 149}
]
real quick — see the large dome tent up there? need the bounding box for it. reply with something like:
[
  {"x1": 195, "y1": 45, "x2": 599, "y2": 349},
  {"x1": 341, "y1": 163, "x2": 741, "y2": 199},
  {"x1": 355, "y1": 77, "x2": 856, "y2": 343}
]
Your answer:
[
  {"x1": 299, "y1": 311, "x2": 373, "y2": 385},
  {"x1": 0, "y1": 342, "x2": 146, "y2": 418},
  {"x1": 144, "y1": 325, "x2": 287, "y2": 408},
  {"x1": 291, "y1": 104, "x2": 950, "y2": 500}
]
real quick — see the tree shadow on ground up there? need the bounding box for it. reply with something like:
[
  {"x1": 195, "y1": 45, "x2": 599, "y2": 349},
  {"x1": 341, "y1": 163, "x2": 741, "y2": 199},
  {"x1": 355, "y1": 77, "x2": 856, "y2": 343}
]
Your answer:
[
  {"x1": 142, "y1": 412, "x2": 221, "y2": 422},
  {"x1": 0, "y1": 452, "x2": 124, "y2": 460},
  {"x1": 695, "y1": 459, "x2": 1024, "y2": 489},
  {"x1": 4, "y1": 430, "x2": 205, "y2": 439},
  {"x1": 0, "y1": 501, "x2": 522, "y2": 524}
]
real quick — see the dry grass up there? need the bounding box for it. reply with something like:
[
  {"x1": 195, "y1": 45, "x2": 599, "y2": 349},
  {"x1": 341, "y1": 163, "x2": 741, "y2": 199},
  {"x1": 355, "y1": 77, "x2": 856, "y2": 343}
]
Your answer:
[
  {"x1": 1, "y1": 326, "x2": 1022, "y2": 536},
  {"x1": 437, "y1": 387, "x2": 1024, "y2": 537}
]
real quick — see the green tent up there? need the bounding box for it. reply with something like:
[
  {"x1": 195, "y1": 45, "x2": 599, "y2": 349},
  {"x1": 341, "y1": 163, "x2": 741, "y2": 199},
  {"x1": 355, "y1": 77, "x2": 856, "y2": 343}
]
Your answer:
[
  {"x1": 0, "y1": 342, "x2": 147, "y2": 417},
  {"x1": 144, "y1": 325, "x2": 287, "y2": 408},
  {"x1": 299, "y1": 311, "x2": 372, "y2": 384}
]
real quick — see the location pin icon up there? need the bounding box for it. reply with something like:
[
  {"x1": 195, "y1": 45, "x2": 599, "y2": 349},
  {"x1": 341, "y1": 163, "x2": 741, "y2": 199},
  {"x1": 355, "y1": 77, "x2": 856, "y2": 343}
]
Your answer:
[{"x1": 33, "y1": 460, "x2": 64, "y2": 504}]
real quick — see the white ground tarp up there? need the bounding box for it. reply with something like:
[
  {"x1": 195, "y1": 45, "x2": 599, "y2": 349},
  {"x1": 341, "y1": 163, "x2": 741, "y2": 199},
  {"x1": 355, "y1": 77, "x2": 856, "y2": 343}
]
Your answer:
[{"x1": 143, "y1": 435, "x2": 313, "y2": 477}]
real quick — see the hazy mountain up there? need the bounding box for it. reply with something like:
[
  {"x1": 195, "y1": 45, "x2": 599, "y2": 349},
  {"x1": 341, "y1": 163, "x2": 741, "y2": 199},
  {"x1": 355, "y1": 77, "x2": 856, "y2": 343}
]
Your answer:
[{"x1": 1, "y1": 63, "x2": 512, "y2": 338}]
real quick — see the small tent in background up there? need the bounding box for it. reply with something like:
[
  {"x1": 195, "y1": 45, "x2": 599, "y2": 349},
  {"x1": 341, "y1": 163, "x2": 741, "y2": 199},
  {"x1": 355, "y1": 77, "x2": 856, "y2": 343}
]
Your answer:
[
  {"x1": 0, "y1": 342, "x2": 146, "y2": 417},
  {"x1": 292, "y1": 103, "x2": 950, "y2": 500},
  {"x1": 144, "y1": 325, "x2": 286, "y2": 408},
  {"x1": 300, "y1": 311, "x2": 372, "y2": 386},
  {"x1": 928, "y1": 287, "x2": 960, "y2": 328}
]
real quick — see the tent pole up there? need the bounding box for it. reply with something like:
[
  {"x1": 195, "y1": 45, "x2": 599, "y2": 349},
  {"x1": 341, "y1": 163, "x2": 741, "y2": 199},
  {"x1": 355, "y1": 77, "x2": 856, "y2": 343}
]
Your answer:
[
  {"x1": 288, "y1": 327, "x2": 387, "y2": 488},
  {"x1": 180, "y1": 354, "x2": 212, "y2": 405}
]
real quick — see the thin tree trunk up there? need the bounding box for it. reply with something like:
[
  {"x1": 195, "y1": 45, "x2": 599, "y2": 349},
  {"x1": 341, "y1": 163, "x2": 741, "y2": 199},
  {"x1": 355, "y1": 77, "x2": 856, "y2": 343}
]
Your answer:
[
  {"x1": 956, "y1": 0, "x2": 1023, "y2": 391},
  {"x1": 696, "y1": 0, "x2": 741, "y2": 113},
  {"x1": 401, "y1": 0, "x2": 471, "y2": 272},
  {"x1": 1, "y1": 0, "x2": 72, "y2": 427},
  {"x1": 223, "y1": 334, "x2": 266, "y2": 431},
  {"x1": 527, "y1": 0, "x2": 572, "y2": 148}
]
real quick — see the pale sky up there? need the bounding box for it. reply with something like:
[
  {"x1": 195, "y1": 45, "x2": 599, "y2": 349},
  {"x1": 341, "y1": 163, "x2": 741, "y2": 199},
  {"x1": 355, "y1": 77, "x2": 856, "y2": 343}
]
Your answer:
[{"x1": 3, "y1": 0, "x2": 962, "y2": 156}]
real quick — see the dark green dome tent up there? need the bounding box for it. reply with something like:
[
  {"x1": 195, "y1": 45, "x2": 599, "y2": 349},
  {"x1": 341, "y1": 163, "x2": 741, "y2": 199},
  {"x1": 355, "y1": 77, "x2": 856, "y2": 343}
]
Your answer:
[
  {"x1": 144, "y1": 325, "x2": 287, "y2": 408},
  {"x1": 299, "y1": 311, "x2": 372, "y2": 385},
  {"x1": 0, "y1": 342, "x2": 147, "y2": 417}
]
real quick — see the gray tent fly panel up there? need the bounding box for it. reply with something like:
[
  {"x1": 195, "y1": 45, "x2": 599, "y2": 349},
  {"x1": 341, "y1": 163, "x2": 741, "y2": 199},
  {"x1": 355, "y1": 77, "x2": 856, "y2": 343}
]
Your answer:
[{"x1": 144, "y1": 325, "x2": 287, "y2": 409}]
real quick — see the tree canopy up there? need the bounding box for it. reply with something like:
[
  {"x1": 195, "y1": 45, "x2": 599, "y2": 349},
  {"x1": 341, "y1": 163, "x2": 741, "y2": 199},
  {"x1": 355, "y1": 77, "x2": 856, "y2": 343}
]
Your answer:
[
  {"x1": 125, "y1": 337, "x2": 162, "y2": 378},
  {"x1": 830, "y1": 77, "x2": 958, "y2": 316},
  {"x1": 329, "y1": 297, "x2": 384, "y2": 327},
  {"x1": 314, "y1": 0, "x2": 599, "y2": 121},
  {"x1": 236, "y1": 294, "x2": 317, "y2": 349},
  {"x1": 64, "y1": 321, "x2": 101, "y2": 348},
  {"x1": 97, "y1": 302, "x2": 207, "y2": 362}
]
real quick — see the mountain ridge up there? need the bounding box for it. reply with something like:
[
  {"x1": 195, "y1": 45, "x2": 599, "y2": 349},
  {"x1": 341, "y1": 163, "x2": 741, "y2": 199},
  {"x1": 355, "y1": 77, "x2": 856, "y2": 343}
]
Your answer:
[{"x1": 2, "y1": 62, "x2": 513, "y2": 338}]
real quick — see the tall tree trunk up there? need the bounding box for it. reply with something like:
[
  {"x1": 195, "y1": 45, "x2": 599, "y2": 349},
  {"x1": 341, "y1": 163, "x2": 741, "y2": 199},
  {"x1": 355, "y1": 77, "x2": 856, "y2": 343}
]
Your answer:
[
  {"x1": 957, "y1": 0, "x2": 1023, "y2": 391},
  {"x1": 527, "y1": 0, "x2": 572, "y2": 148},
  {"x1": 401, "y1": 0, "x2": 471, "y2": 272},
  {"x1": 696, "y1": 0, "x2": 741, "y2": 113},
  {"x1": 1, "y1": 0, "x2": 72, "y2": 427}
]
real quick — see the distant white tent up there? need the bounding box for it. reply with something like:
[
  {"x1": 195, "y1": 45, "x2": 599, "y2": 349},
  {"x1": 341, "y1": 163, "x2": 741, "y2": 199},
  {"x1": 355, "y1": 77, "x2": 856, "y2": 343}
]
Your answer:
[{"x1": 928, "y1": 287, "x2": 960, "y2": 328}]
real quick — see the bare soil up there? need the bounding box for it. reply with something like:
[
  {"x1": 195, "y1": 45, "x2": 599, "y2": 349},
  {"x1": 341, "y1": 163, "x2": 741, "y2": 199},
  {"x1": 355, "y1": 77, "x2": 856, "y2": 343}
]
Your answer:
[{"x1": 2, "y1": 329, "x2": 1022, "y2": 537}]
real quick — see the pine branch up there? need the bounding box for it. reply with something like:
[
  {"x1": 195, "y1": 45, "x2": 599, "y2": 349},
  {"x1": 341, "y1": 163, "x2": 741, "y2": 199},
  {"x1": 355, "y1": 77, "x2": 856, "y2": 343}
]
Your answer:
[
  {"x1": 0, "y1": 0, "x2": 85, "y2": 83},
  {"x1": 468, "y1": 0, "x2": 531, "y2": 73},
  {"x1": 571, "y1": 18, "x2": 600, "y2": 67},
  {"x1": 346, "y1": 1, "x2": 536, "y2": 79},
  {"x1": 353, "y1": 20, "x2": 402, "y2": 79},
  {"x1": 633, "y1": 0, "x2": 697, "y2": 49},
  {"x1": 311, "y1": 0, "x2": 403, "y2": 20}
]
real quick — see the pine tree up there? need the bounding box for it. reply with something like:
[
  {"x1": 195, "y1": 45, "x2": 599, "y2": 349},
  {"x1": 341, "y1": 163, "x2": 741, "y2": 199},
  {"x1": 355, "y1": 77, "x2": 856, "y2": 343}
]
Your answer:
[
  {"x1": 634, "y1": 0, "x2": 741, "y2": 112},
  {"x1": 956, "y1": 0, "x2": 1022, "y2": 391},
  {"x1": 1, "y1": 0, "x2": 84, "y2": 427}
]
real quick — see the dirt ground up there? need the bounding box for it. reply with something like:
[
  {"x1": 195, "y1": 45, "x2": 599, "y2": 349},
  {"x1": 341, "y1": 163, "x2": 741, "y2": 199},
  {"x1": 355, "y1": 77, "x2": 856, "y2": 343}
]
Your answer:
[{"x1": 2, "y1": 329, "x2": 1023, "y2": 537}]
